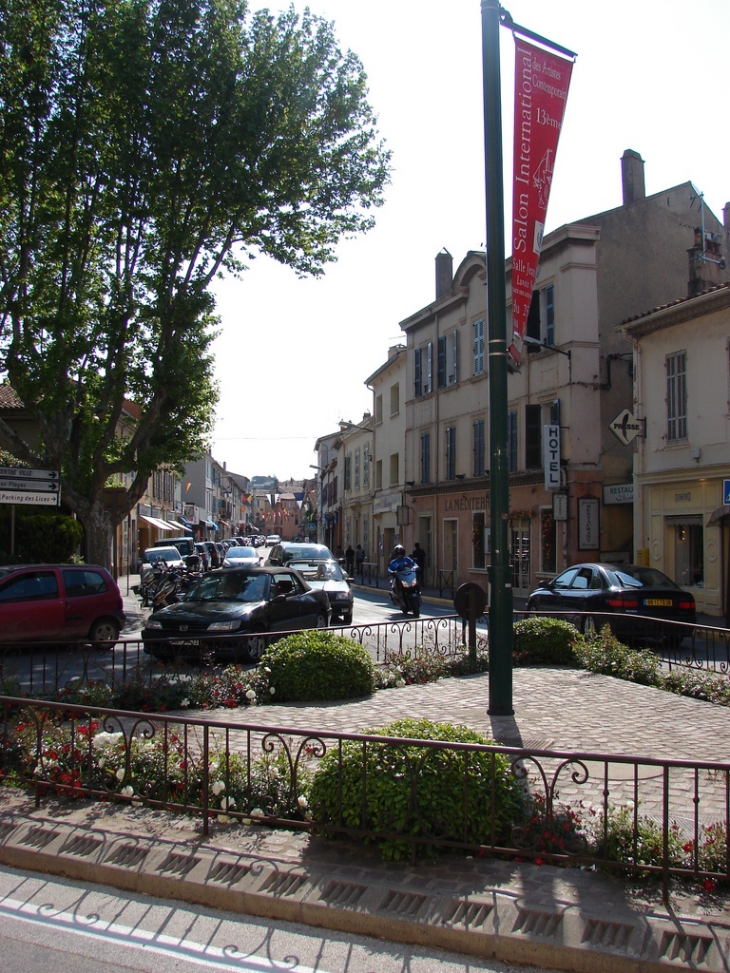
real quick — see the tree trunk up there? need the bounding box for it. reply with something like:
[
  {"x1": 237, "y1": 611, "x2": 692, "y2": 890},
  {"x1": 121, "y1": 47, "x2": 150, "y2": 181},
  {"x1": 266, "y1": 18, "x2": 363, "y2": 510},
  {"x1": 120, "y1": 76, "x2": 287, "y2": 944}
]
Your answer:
[{"x1": 77, "y1": 496, "x2": 116, "y2": 571}]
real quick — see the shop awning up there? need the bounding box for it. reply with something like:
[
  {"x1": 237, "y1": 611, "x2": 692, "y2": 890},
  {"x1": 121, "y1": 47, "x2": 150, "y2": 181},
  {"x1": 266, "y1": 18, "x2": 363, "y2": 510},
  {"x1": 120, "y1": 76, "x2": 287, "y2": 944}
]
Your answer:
[
  {"x1": 707, "y1": 506, "x2": 730, "y2": 528},
  {"x1": 205, "y1": 520, "x2": 218, "y2": 530},
  {"x1": 167, "y1": 519, "x2": 191, "y2": 531},
  {"x1": 139, "y1": 515, "x2": 173, "y2": 531},
  {"x1": 179, "y1": 516, "x2": 193, "y2": 528}
]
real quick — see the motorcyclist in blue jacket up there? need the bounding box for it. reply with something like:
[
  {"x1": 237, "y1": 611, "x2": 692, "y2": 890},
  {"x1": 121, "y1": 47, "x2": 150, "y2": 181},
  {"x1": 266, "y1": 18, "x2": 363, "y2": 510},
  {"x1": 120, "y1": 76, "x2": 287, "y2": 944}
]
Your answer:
[{"x1": 388, "y1": 544, "x2": 415, "y2": 574}]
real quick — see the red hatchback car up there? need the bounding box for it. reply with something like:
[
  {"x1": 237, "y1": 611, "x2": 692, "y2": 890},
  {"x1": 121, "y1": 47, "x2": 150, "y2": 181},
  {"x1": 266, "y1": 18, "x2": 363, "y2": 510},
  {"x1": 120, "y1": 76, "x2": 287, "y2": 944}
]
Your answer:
[{"x1": 0, "y1": 564, "x2": 125, "y2": 646}]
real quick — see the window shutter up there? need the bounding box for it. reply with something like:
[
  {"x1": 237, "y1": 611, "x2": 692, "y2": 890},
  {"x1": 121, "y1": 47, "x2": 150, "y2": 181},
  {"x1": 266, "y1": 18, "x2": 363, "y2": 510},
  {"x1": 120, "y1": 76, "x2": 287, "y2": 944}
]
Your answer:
[{"x1": 415, "y1": 347, "x2": 422, "y2": 397}]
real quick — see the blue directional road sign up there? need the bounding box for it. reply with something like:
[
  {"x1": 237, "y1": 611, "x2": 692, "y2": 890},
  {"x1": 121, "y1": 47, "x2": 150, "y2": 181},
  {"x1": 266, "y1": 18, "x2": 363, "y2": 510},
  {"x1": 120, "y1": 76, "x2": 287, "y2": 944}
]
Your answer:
[{"x1": 723, "y1": 480, "x2": 730, "y2": 505}]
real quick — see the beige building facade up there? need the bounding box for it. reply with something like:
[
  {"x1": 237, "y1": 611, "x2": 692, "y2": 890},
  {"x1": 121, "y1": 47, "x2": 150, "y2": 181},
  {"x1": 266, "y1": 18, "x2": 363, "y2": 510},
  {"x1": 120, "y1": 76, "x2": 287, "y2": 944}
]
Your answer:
[{"x1": 622, "y1": 283, "x2": 730, "y2": 620}]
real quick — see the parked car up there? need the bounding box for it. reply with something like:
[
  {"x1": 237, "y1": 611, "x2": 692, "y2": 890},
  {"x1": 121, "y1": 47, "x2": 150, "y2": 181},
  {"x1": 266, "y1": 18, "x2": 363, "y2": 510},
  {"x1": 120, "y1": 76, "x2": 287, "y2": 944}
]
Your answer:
[
  {"x1": 201, "y1": 541, "x2": 226, "y2": 569},
  {"x1": 194, "y1": 542, "x2": 211, "y2": 572},
  {"x1": 266, "y1": 542, "x2": 335, "y2": 566},
  {"x1": 142, "y1": 565, "x2": 330, "y2": 662},
  {"x1": 288, "y1": 559, "x2": 354, "y2": 625},
  {"x1": 153, "y1": 536, "x2": 195, "y2": 559},
  {"x1": 222, "y1": 546, "x2": 260, "y2": 568},
  {"x1": 140, "y1": 546, "x2": 185, "y2": 579},
  {"x1": 265, "y1": 534, "x2": 281, "y2": 547},
  {"x1": 526, "y1": 562, "x2": 696, "y2": 646},
  {"x1": 0, "y1": 564, "x2": 125, "y2": 646}
]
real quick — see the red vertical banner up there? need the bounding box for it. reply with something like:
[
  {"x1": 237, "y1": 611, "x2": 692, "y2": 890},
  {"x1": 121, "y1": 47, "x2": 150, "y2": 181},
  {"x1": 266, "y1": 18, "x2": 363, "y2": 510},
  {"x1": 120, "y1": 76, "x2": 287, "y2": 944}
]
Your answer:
[{"x1": 510, "y1": 38, "x2": 573, "y2": 364}]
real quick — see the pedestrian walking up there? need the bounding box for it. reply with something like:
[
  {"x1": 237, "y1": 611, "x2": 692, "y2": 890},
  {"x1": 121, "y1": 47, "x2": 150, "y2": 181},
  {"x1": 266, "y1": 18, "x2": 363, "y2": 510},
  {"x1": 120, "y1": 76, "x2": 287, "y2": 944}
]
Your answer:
[
  {"x1": 411, "y1": 541, "x2": 426, "y2": 575},
  {"x1": 355, "y1": 543, "x2": 366, "y2": 579},
  {"x1": 345, "y1": 544, "x2": 355, "y2": 575}
]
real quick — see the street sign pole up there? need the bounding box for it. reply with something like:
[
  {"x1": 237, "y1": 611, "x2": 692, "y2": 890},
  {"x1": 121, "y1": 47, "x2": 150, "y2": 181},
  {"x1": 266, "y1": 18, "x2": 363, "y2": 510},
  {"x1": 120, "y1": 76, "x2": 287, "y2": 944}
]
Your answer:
[{"x1": 481, "y1": 0, "x2": 513, "y2": 715}]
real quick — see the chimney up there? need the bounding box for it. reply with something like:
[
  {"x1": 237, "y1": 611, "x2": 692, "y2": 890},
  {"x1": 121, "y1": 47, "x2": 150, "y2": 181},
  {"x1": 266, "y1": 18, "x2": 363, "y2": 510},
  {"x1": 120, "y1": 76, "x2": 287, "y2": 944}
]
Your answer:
[
  {"x1": 435, "y1": 248, "x2": 453, "y2": 300},
  {"x1": 621, "y1": 149, "x2": 645, "y2": 205}
]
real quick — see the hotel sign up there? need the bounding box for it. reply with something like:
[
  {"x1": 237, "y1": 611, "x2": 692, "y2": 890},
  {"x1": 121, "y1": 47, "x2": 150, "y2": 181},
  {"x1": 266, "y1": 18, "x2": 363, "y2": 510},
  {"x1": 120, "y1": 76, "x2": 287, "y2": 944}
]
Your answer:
[{"x1": 543, "y1": 424, "x2": 560, "y2": 491}]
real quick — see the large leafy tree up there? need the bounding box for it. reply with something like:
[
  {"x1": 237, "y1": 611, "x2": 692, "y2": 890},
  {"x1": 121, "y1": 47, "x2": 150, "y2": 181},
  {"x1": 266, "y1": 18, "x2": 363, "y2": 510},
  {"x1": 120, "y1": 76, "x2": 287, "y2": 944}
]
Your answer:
[{"x1": 0, "y1": 0, "x2": 390, "y2": 566}]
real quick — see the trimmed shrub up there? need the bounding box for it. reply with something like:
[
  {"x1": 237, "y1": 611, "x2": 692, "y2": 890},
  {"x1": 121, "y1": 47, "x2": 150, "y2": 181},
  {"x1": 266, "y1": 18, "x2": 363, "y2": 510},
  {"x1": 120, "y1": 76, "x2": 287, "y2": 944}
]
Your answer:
[
  {"x1": 575, "y1": 626, "x2": 661, "y2": 686},
  {"x1": 262, "y1": 630, "x2": 374, "y2": 702},
  {"x1": 513, "y1": 616, "x2": 582, "y2": 666},
  {"x1": 307, "y1": 718, "x2": 524, "y2": 860}
]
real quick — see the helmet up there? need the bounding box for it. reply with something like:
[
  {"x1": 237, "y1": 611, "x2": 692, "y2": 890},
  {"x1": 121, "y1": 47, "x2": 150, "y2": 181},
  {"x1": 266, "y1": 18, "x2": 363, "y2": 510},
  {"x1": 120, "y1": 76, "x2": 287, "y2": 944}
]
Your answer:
[{"x1": 393, "y1": 545, "x2": 405, "y2": 557}]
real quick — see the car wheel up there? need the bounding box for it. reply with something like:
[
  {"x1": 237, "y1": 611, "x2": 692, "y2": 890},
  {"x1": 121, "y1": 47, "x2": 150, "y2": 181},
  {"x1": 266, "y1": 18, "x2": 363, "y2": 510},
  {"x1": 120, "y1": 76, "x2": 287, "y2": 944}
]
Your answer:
[
  {"x1": 581, "y1": 615, "x2": 598, "y2": 637},
  {"x1": 315, "y1": 612, "x2": 328, "y2": 629},
  {"x1": 89, "y1": 617, "x2": 120, "y2": 648},
  {"x1": 247, "y1": 634, "x2": 268, "y2": 662}
]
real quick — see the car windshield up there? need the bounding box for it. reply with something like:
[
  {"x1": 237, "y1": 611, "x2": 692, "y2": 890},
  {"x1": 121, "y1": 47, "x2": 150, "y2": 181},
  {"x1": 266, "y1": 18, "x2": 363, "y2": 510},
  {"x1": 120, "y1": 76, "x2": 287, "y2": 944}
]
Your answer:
[
  {"x1": 184, "y1": 572, "x2": 268, "y2": 602},
  {"x1": 147, "y1": 549, "x2": 179, "y2": 562},
  {"x1": 611, "y1": 567, "x2": 679, "y2": 590},
  {"x1": 289, "y1": 560, "x2": 344, "y2": 581},
  {"x1": 225, "y1": 547, "x2": 257, "y2": 559}
]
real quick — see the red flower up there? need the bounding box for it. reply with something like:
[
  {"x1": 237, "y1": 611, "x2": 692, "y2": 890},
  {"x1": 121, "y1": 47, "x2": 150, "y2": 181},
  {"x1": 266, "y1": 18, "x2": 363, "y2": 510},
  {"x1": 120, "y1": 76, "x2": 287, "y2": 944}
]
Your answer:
[
  {"x1": 703, "y1": 878, "x2": 715, "y2": 893},
  {"x1": 683, "y1": 841, "x2": 694, "y2": 854},
  {"x1": 534, "y1": 857, "x2": 545, "y2": 866}
]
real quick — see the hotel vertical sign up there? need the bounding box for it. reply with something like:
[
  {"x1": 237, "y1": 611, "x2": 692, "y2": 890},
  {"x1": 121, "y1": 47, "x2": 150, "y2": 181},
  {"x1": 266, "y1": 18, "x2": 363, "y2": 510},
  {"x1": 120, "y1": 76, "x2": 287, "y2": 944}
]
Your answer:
[
  {"x1": 543, "y1": 424, "x2": 561, "y2": 491},
  {"x1": 510, "y1": 40, "x2": 573, "y2": 364}
]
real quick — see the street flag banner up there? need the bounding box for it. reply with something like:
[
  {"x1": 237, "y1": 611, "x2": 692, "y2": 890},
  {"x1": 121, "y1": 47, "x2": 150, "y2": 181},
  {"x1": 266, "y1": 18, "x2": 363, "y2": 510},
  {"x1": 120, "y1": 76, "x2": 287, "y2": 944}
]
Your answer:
[{"x1": 510, "y1": 37, "x2": 573, "y2": 364}]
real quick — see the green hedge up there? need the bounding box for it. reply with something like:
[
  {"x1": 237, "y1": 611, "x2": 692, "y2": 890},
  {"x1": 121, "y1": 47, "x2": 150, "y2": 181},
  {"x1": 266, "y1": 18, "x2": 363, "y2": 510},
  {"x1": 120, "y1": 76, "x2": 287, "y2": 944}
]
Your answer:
[
  {"x1": 307, "y1": 718, "x2": 524, "y2": 860},
  {"x1": 261, "y1": 630, "x2": 375, "y2": 702}
]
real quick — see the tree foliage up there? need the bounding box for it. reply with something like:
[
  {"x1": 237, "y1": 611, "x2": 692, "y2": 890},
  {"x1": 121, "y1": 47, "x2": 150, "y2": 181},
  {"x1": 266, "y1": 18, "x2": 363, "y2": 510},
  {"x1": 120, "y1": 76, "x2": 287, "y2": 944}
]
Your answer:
[{"x1": 0, "y1": 0, "x2": 390, "y2": 565}]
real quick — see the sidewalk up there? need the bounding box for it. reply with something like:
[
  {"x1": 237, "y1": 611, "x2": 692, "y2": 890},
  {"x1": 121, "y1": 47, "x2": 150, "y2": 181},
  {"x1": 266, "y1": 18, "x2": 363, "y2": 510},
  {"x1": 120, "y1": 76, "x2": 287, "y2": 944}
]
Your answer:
[{"x1": 2, "y1": 665, "x2": 730, "y2": 971}]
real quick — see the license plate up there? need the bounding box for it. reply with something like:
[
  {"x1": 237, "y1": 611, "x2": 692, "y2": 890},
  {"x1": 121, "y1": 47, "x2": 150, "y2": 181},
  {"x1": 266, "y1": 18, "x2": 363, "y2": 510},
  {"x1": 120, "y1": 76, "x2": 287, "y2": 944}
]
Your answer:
[
  {"x1": 644, "y1": 599, "x2": 672, "y2": 607},
  {"x1": 170, "y1": 638, "x2": 200, "y2": 646}
]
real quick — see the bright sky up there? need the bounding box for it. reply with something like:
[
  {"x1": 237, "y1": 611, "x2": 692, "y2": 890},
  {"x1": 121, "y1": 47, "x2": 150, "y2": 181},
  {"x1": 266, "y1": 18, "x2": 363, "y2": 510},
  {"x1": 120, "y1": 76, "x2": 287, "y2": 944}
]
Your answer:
[{"x1": 210, "y1": 0, "x2": 730, "y2": 482}]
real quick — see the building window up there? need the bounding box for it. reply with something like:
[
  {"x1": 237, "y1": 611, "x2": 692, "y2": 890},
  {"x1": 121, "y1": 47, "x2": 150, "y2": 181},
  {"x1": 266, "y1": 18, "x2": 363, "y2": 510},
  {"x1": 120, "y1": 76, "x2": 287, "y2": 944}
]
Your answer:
[
  {"x1": 445, "y1": 426, "x2": 456, "y2": 480},
  {"x1": 420, "y1": 432, "x2": 431, "y2": 484},
  {"x1": 472, "y1": 511, "x2": 488, "y2": 570},
  {"x1": 473, "y1": 318, "x2": 485, "y2": 376},
  {"x1": 390, "y1": 382, "x2": 400, "y2": 416},
  {"x1": 389, "y1": 453, "x2": 399, "y2": 486},
  {"x1": 473, "y1": 418, "x2": 485, "y2": 477},
  {"x1": 344, "y1": 454, "x2": 351, "y2": 491},
  {"x1": 525, "y1": 404, "x2": 542, "y2": 469},
  {"x1": 545, "y1": 283, "x2": 555, "y2": 347},
  {"x1": 667, "y1": 351, "x2": 687, "y2": 441},
  {"x1": 375, "y1": 395, "x2": 383, "y2": 424},
  {"x1": 375, "y1": 460, "x2": 382, "y2": 489},
  {"x1": 438, "y1": 332, "x2": 458, "y2": 388},
  {"x1": 507, "y1": 410, "x2": 518, "y2": 472},
  {"x1": 363, "y1": 445, "x2": 370, "y2": 487},
  {"x1": 354, "y1": 448, "x2": 360, "y2": 489},
  {"x1": 541, "y1": 509, "x2": 556, "y2": 573},
  {"x1": 415, "y1": 341, "x2": 433, "y2": 397}
]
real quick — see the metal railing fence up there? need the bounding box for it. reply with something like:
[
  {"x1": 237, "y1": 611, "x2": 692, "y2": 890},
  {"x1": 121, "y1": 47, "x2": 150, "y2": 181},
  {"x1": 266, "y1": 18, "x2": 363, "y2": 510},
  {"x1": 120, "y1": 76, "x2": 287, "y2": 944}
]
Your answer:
[{"x1": 2, "y1": 694, "x2": 729, "y2": 894}]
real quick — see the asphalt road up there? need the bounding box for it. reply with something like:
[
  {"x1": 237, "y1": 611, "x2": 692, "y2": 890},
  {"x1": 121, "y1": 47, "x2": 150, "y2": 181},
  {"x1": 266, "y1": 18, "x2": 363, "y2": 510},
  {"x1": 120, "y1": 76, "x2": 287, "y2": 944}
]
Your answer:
[{"x1": 0, "y1": 865, "x2": 556, "y2": 973}]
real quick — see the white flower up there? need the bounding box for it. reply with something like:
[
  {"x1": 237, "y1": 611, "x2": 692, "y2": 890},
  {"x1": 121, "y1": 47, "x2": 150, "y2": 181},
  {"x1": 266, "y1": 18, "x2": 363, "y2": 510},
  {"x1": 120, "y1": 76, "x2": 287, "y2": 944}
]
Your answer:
[
  {"x1": 93, "y1": 731, "x2": 123, "y2": 746},
  {"x1": 180, "y1": 699, "x2": 190, "y2": 708},
  {"x1": 116, "y1": 768, "x2": 125, "y2": 781},
  {"x1": 396, "y1": 679, "x2": 406, "y2": 688},
  {"x1": 212, "y1": 780, "x2": 225, "y2": 796},
  {"x1": 245, "y1": 689, "x2": 256, "y2": 700},
  {"x1": 269, "y1": 687, "x2": 276, "y2": 695},
  {"x1": 264, "y1": 667, "x2": 271, "y2": 674},
  {"x1": 250, "y1": 807, "x2": 265, "y2": 818},
  {"x1": 297, "y1": 795, "x2": 308, "y2": 808},
  {"x1": 120, "y1": 785, "x2": 134, "y2": 798},
  {"x1": 217, "y1": 814, "x2": 232, "y2": 824},
  {"x1": 98, "y1": 757, "x2": 106, "y2": 768},
  {"x1": 220, "y1": 797, "x2": 236, "y2": 811}
]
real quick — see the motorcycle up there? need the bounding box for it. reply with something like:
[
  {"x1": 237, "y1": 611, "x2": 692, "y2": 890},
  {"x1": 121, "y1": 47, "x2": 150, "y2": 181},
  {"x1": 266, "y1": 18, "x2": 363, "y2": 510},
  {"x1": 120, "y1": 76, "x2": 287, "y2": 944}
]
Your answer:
[{"x1": 388, "y1": 563, "x2": 421, "y2": 617}]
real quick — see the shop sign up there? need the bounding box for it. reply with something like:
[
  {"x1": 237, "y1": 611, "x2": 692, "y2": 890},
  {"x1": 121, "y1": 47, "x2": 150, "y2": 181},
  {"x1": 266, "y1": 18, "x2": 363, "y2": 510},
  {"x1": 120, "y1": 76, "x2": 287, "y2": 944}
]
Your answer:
[
  {"x1": 603, "y1": 483, "x2": 634, "y2": 505},
  {"x1": 578, "y1": 497, "x2": 600, "y2": 550},
  {"x1": 553, "y1": 494, "x2": 568, "y2": 521},
  {"x1": 373, "y1": 493, "x2": 398, "y2": 514}
]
